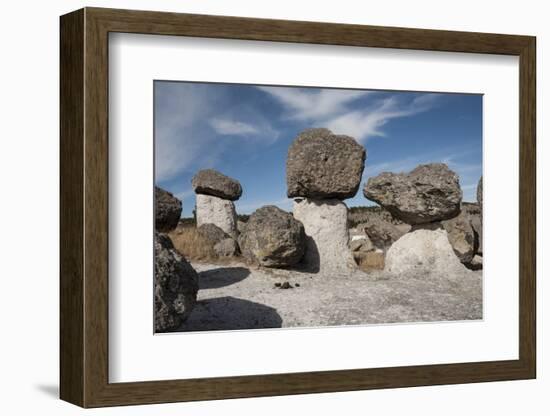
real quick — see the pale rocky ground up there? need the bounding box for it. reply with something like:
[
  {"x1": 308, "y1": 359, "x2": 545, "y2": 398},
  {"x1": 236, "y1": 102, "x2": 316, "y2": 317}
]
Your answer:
[{"x1": 178, "y1": 260, "x2": 482, "y2": 332}]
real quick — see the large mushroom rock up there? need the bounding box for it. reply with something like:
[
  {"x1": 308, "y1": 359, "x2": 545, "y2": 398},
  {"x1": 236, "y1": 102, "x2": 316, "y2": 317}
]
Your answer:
[
  {"x1": 363, "y1": 163, "x2": 462, "y2": 224},
  {"x1": 441, "y1": 209, "x2": 476, "y2": 264},
  {"x1": 286, "y1": 128, "x2": 366, "y2": 199},
  {"x1": 293, "y1": 198, "x2": 356, "y2": 273},
  {"x1": 239, "y1": 205, "x2": 306, "y2": 267},
  {"x1": 195, "y1": 194, "x2": 238, "y2": 237},
  {"x1": 155, "y1": 186, "x2": 182, "y2": 232},
  {"x1": 384, "y1": 228, "x2": 468, "y2": 276},
  {"x1": 192, "y1": 169, "x2": 242, "y2": 201},
  {"x1": 154, "y1": 232, "x2": 199, "y2": 332},
  {"x1": 360, "y1": 218, "x2": 411, "y2": 251}
]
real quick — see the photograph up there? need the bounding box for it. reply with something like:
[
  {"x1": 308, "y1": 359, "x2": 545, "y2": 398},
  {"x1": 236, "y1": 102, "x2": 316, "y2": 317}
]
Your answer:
[{"x1": 153, "y1": 81, "x2": 484, "y2": 333}]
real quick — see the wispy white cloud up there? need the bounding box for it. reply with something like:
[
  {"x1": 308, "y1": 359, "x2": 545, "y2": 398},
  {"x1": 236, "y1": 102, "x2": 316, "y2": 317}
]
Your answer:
[
  {"x1": 257, "y1": 86, "x2": 439, "y2": 142},
  {"x1": 257, "y1": 86, "x2": 370, "y2": 121},
  {"x1": 209, "y1": 118, "x2": 259, "y2": 135}
]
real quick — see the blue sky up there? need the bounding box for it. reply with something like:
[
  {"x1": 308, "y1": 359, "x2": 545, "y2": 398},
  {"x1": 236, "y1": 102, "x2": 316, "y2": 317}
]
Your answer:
[{"x1": 155, "y1": 81, "x2": 482, "y2": 217}]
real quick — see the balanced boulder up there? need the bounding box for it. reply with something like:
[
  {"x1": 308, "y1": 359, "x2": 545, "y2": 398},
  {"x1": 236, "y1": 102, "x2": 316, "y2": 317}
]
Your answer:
[
  {"x1": 155, "y1": 186, "x2": 182, "y2": 232},
  {"x1": 364, "y1": 163, "x2": 462, "y2": 224},
  {"x1": 154, "y1": 232, "x2": 198, "y2": 332},
  {"x1": 293, "y1": 198, "x2": 356, "y2": 273},
  {"x1": 286, "y1": 128, "x2": 366, "y2": 199},
  {"x1": 192, "y1": 169, "x2": 242, "y2": 201},
  {"x1": 239, "y1": 205, "x2": 306, "y2": 267},
  {"x1": 195, "y1": 194, "x2": 238, "y2": 237}
]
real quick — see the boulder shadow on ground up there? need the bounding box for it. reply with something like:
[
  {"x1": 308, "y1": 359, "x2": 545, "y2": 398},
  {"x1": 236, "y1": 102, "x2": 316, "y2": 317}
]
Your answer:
[
  {"x1": 179, "y1": 296, "x2": 283, "y2": 331},
  {"x1": 292, "y1": 236, "x2": 320, "y2": 273},
  {"x1": 198, "y1": 267, "x2": 250, "y2": 289}
]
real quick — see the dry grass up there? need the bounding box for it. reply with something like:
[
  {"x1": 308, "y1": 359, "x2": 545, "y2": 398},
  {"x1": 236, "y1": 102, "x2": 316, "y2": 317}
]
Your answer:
[
  {"x1": 168, "y1": 225, "x2": 217, "y2": 262},
  {"x1": 354, "y1": 251, "x2": 385, "y2": 272}
]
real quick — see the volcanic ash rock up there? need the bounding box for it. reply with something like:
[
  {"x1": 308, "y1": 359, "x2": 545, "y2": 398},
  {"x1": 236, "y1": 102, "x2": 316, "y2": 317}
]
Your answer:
[
  {"x1": 286, "y1": 128, "x2": 366, "y2": 200},
  {"x1": 384, "y1": 228, "x2": 467, "y2": 275},
  {"x1": 293, "y1": 198, "x2": 356, "y2": 273},
  {"x1": 154, "y1": 232, "x2": 198, "y2": 332},
  {"x1": 363, "y1": 163, "x2": 462, "y2": 225},
  {"x1": 239, "y1": 205, "x2": 306, "y2": 267},
  {"x1": 155, "y1": 186, "x2": 182, "y2": 232},
  {"x1": 195, "y1": 194, "x2": 238, "y2": 237},
  {"x1": 192, "y1": 169, "x2": 242, "y2": 201}
]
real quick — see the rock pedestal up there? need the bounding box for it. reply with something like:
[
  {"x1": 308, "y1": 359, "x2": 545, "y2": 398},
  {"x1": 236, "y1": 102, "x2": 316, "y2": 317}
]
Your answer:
[
  {"x1": 293, "y1": 198, "x2": 356, "y2": 273},
  {"x1": 195, "y1": 193, "x2": 237, "y2": 237},
  {"x1": 384, "y1": 228, "x2": 467, "y2": 275}
]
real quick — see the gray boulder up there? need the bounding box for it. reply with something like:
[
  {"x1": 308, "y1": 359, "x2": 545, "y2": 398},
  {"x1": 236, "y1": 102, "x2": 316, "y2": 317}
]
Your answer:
[
  {"x1": 214, "y1": 238, "x2": 239, "y2": 257},
  {"x1": 463, "y1": 203, "x2": 482, "y2": 255},
  {"x1": 155, "y1": 186, "x2": 182, "y2": 232},
  {"x1": 360, "y1": 219, "x2": 410, "y2": 251},
  {"x1": 197, "y1": 223, "x2": 228, "y2": 244},
  {"x1": 239, "y1": 205, "x2": 306, "y2": 267},
  {"x1": 442, "y1": 209, "x2": 475, "y2": 264},
  {"x1": 192, "y1": 169, "x2": 242, "y2": 201},
  {"x1": 154, "y1": 232, "x2": 199, "y2": 332},
  {"x1": 286, "y1": 128, "x2": 366, "y2": 199},
  {"x1": 364, "y1": 163, "x2": 462, "y2": 224}
]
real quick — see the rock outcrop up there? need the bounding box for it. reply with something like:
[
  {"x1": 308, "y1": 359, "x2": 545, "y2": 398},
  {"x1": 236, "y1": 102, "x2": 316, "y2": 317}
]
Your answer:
[
  {"x1": 239, "y1": 205, "x2": 306, "y2": 267},
  {"x1": 155, "y1": 186, "x2": 182, "y2": 232},
  {"x1": 154, "y1": 232, "x2": 199, "y2": 332},
  {"x1": 293, "y1": 198, "x2": 356, "y2": 272},
  {"x1": 364, "y1": 163, "x2": 462, "y2": 224},
  {"x1": 192, "y1": 169, "x2": 242, "y2": 201},
  {"x1": 286, "y1": 128, "x2": 366, "y2": 199}
]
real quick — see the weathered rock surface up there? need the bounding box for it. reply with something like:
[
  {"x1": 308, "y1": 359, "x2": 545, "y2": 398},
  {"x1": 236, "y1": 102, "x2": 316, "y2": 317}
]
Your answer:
[
  {"x1": 349, "y1": 235, "x2": 375, "y2": 253},
  {"x1": 154, "y1": 232, "x2": 199, "y2": 332},
  {"x1": 286, "y1": 128, "x2": 366, "y2": 199},
  {"x1": 364, "y1": 163, "x2": 462, "y2": 224},
  {"x1": 385, "y1": 228, "x2": 467, "y2": 275},
  {"x1": 155, "y1": 186, "x2": 182, "y2": 232},
  {"x1": 360, "y1": 218, "x2": 411, "y2": 251},
  {"x1": 477, "y1": 176, "x2": 483, "y2": 215},
  {"x1": 239, "y1": 205, "x2": 306, "y2": 267},
  {"x1": 214, "y1": 238, "x2": 239, "y2": 257},
  {"x1": 195, "y1": 194, "x2": 238, "y2": 237},
  {"x1": 442, "y1": 209, "x2": 476, "y2": 264},
  {"x1": 293, "y1": 198, "x2": 356, "y2": 272},
  {"x1": 197, "y1": 223, "x2": 229, "y2": 244},
  {"x1": 192, "y1": 169, "x2": 242, "y2": 201}
]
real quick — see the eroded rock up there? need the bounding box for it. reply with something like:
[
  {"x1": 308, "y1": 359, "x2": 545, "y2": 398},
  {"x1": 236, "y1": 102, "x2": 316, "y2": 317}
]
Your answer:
[
  {"x1": 286, "y1": 128, "x2": 366, "y2": 199},
  {"x1": 239, "y1": 205, "x2": 306, "y2": 267},
  {"x1": 155, "y1": 186, "x2": 182, "y2": 232},
  {"x1": 192, "y1": 169, "x2": 242, "y2": 201},
  {"x1": 195, "y1": 194, "x2": 237, "y2": 237},
  {"x1": 442, "y1": 209, "x2": 476, "y2": 264},
  {"x1": 364, "y1": 163, "x2": 462, "y2": 224},
  {"x1": 154, "y1": 232, "x2": 198, "y2": 332},
  {"x1": 384, "y1": 228, "x2": 467, "y2": 275},
  {"x1": 293, "y1": 198, "x2": 356, "y2": 273}
]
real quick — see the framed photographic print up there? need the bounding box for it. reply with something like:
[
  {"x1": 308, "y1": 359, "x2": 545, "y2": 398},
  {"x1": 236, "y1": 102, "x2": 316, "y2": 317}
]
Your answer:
[{"x1": 60, "y1": 7, "x2": 536, "y2": 408}]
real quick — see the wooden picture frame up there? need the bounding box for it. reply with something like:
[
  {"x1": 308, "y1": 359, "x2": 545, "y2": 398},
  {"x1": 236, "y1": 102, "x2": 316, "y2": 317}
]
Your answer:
[{"x1": 60, "y1": 7, "x2": 536, "y2": 408}]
